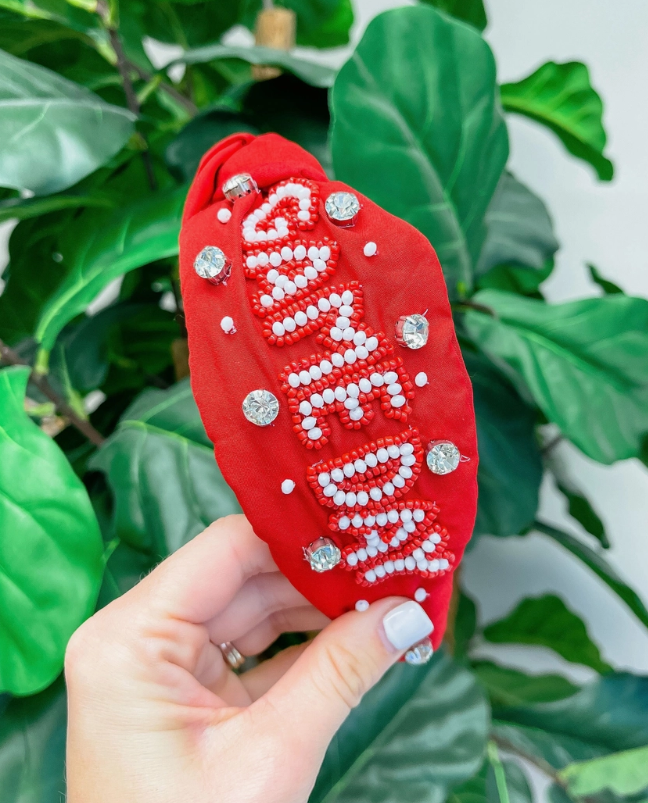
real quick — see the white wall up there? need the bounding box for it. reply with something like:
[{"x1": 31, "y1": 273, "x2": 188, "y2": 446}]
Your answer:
[{"x1": 311, "y1": 0, "x2": 648, "y2": 674}]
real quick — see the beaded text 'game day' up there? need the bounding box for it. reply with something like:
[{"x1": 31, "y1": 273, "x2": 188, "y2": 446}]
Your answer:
[{"x1": 180, "y1": 133, "x2": 478, "y2": 654}]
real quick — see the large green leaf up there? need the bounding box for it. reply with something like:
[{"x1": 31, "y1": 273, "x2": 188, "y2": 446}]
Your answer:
[
  {"x1": 483, "y1": 595, "x2": 611, "y2": 674},
  {"x1": 90, "y1": 379, "x2": 240, "y2": 558},
  {"x1": 472, "y1": 661, "x2": 579, "y2": 708},
  {"x1": 0, "y1": 48, "x2": 134, "y2": 195},
  {"x1": 558, "y1": 746, "x2": 648, "y2": 798},
  {"x1": 534, "y1": 521, "x2": 648, "y2": 630},
  {"x1": 476, "y1": 172, "x2": 559, "y2": 277},
  {"x1": 501, "y1": 61, "x2": 613, "y2": 181},
  {"x1": 463, "y1": 290, "x2": 648, "y2": 463},
  {"x1": 0, "y1": 367, "x2": 103, "y2": 694},
  {"x1": 34, "y1": 185, "x2": 186, "y2": 350},
  {"x1": 0, "y1": 192, "x2": 111, "y2": 224},
  {"x1": 419, "y1": 0, "x2": 487, "y2": 30},
  {"x1": 493, "y1": 671, "x2": 648, "y2": 770},
  {"x1": 0, "y1": 676, "x2": 67, "y2": 802},
  {"x1": 330, "y1": 5, "x2": 508, "y2": 296},
  {"x1": 172, "y1": 44, "x2": 336, "y2": 88},
  {"x1": 465, "y1": 351, "x2": 542, "y2": 537},
  {"x1": 311, "y1": 651, "x2": 489, "y2": 803}
]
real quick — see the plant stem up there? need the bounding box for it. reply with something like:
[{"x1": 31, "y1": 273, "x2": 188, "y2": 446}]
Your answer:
[
  {"x1": 487, "y1": 742, "x2": 511, "y2": 803},
  {"x1": 96, "y1": 1, "x2": 157, "y2": 191},
  {"x1": 491, "y1": 733, "x2": 572, "y2": 795},
  {"x1": 126, "y1": 60, "x2": 198, "y2": 116},
  {"x1": 0, "y1": 339, "x2": 105, "y2": 447}
]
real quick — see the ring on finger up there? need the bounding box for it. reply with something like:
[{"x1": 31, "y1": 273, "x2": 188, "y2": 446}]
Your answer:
[{"x1": 219, "y1": 641, "x2": 245, "y2": 670}]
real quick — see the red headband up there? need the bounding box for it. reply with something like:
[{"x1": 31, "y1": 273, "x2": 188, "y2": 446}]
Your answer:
[{"x1": 180, "y1": 133, "x2": 478, "y2": 657}]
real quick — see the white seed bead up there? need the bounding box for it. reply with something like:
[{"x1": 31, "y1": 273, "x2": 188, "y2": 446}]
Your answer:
[
  {"x1": 415, "y1": 372, "x2": 428, "y2": 387},
  {"x1": 294, "y1": 245, "x2": 306, "y2": 260},
  {"x1": 414, "y1": 588, "x2": 427, "y2": 602},
  {"x1": 331, "y1": 468, "x2": 344, "y2": 482},
  {"x1": 345, "y1": 492, "x2": 357, "y2": 507},
  {"x1": 364, "y1": 515, "x2": 376, "y2": 526},
  {"x1": 376, "y1": 513, "x2": 388, "y2": 526},
  {"x1": 281, "y1": 479, "x2": 295, "y2": 494},
  {"x1": 413, "y1": 509, "x2": 425, "y2": 522},
  {"x1": 284, "y1": 281, "x2": 297, "y2": 295},
  {"x1": 341, "y1": 290, "x2": 353, "y2": 305},
  {"x1": 340, "y1": 305, "x2": 354, "y2": 317},
  {"x1": 337, "y1": 316, "x2": 351, "y2": 329},
  {"x1": 320, "y1": 360, "x2": 332, "y2": 374},
  {"x1": 347, "y1": 552, "x2": 358, "y2": 566},
  {"x1": 295, "y1": 311, "x2": 308, "y2": 326},
  {"x1": 370, "y1": 487, "x2": 383, "y2": 501},
  {"x1": 310, "y1": 366, "x2": 322, "y2": 380},
  {"x1": 307, "y1": 305, "x2": 319, "y2": 320},
  {"x1": 272, "y1": 287, "x2": 285, "y2": 300},
  {"x1": 269, "y1": 251, "x2": 282, "y2": 267},
  {"x1": 323, "y1": 484, "x2": 337, "y2": 497},
  {"x1": 335, "y1": 387, "x2": 347, "y2": 402},
  {"x1": 404, "y1": 521, "x2": 416, "y2": 532},
  {"x1": 308, "y1": 427, "x2": 322, "y2": 440},
  {"x1": 363, "y1": 241, "x2": 377, "y2": 256},
  {"x1": 300, "y1": 401, "x2": 313, "y2": 416},
  {"x1": 355, "y1": 599, "x2": 369, "y2": 612},
  {"x1": 283, "y1": 317, "x2": 296, "y2": 332},
  {"x1": 385, "y1": 561, "x2": 395, "y2": 574},
  {"x1": 297, "y1": 210, "x2": 310, "y2": 221},
  {"x1": 359, "y1": 378, "x2": 372, "y2": 393},
  {"x1": 299, "y1": 370, "x2": 311, "y2": 385},
  {"x1": 220, "y1": 316, "x2": 235, "y2": 333},
  {"x1": 320, "y1": 245, "x2": 331, "y2": 260},
  {"x1": 399, "y1": 466, "x2": 413, "y2": 479},
  {"x1": 354, "y1": 459, "x2": 367, "y2": 473},
  {"x1": 322, "y1": 388, "x2": 335, "y2": 404},
  {"x1": 405, "y1": 556, "x2": 416, "y2": 571},
  {"x1": 302, "y1": 417, "x2": 316, "y2": 430},
  {"x1": 332, "y1": 353, "x2": 345, "y2": 367},
  {"x1": 281, "y1": 246, "x2": 293, "y2": 260},
  {"x1": 308, "y1": 246, "x2": 319, "y2": 261},
  {"x1": 349, "y1": 408, "x2": 364, "y2": 421},
  {"x1": 258, "y1": 252, "x2": 270, "y2": 266},
  {"x1": 400, "y1": 509, "x2": 413, "y2": 522},
  {"x1": 402, "y1": 454, "x2": 418, "y2": 467},
  {"x1": 344, "y1": 349, "x2": 357, "y2": 364},
  {"x1": 318, "y1": 472, "x2": 330, "y2": 487},
  {"x1": 330, "y1": 327, "x2": 343, "y2": 341},
  {"x1": 392, "y1": 475, "x2": 406, "y2": 488},
  {"x1": 383, "y1": 482, "x2": 395, "y2": 496},
  {"x1": 260, "y1": 294, "x2": 273, "y2": 308},
  {"x1": 246, "y1": 255, "x2": 258, "y2": 269},
  {"x1": 354, "y1": 330, "x2": 367, "y2": 346},
  {"x1": 347, "y1": 383, "x2": 359, "y2": 398},
  {"x1": 272, "y1": 321, "x2": 285, "y2": 336},
  {"x1": 345, "y1": 398, "x2": 359, "y2": 410},
  {"x1": 374, "y1": 564, "x2": 386, "y2": 578},
  {"x1": 305, "y1": 266, "x2": 318, "y2": 280},
  {"x1": 397, "y1": 527, "x2": 408, "y2": 541},
  {"x1": 288, "y1": 373, "x2": 300, "y2": 388},
  {"x1": 318, "y1": 298, "x2": 331, "y2": 312},
  {"x1": 330, "y1": 293, "x2": 342, "y2": 307},
  {"x1": 423, "y1": 540, "x2": 435, "y2": 553},
  {"x1": 313, "y1": 258, "x2": 327, "y2": 272},
  {"x1": 356, "y1": 547, "x2": 367, "y2": 561},
  {"x1": 387, "y1": 383, "x2": 402, "y2": 396},
  {"x1": 339, "y1": 516, "x2": 350, "y2": 530},
  {"x1": 391, "y1": 395, "x2": 406, "y2": 407},
  {"x1": 295, "y1": 275, "x2": 308, "y2": 288},
  {"x1": 395, "y1": 559, "x2": 405, "y2": 571},
  {"x1": 370, "y1": 373, "x2": 384, "y2": 387},
  {"x1": 400, "y1": 443, "x2": 414, "y2": 455},
  {"x1": 365, "y1": 570, "x2": 376, "y2": 583},
  {"x1": 365, "y1": 453, "x2": 378, "y2": 468},
  {"x1": 275, "y1": 273, "x2": 287, "y2": 288},
  {"x1": 311, "y1": 393, "x2": 324, "y2": 408},
  {"x1": 357, "y1": 491, "x2": 369, "y2": 505},
  {"x1": 333, "y1": 490, "x2": 346, "y2": 506},
  {"x1": 377, "y1": 448, "x2": 389, "y2": 463},
  {"x1": 353, "y1": 514, "x2": 364, "y2": 527},
  {"x1": 343, "y1": 463, "x2": 355, "y2": 477}
]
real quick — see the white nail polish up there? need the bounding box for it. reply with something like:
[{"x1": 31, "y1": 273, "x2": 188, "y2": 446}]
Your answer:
[{"x1": 382, "y1": 601, "x2": 433, "y2": 651}]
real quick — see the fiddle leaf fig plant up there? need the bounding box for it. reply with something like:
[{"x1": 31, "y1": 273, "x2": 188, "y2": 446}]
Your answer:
[{"x1": 0, "y1": 3, "x2": 645, "y2": 803}]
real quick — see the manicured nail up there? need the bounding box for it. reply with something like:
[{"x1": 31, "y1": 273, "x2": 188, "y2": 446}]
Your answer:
[{"x1": 382, "y1": 601, "x2": 434, "y2": 652}]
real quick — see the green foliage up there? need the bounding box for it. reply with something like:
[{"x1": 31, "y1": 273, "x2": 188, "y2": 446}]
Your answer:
[
  {"x1": 0, "y1": 1, "x2": 646, "y2": 800},
  {"x1": 483, "y1": 594, "x2": 612, "y2": 674},
  {"x1": 501, "y1": 61, "x2": 614, "y2": 181},
  {"x1": 331, "y1": 5, "x2": 509, "y2": 296},
  {"x1": 0, "y1": 49, "x2": 134, "y2": 195},
  {"x1": 0, "y1": 367, "x2": 103, "y2": 694}
]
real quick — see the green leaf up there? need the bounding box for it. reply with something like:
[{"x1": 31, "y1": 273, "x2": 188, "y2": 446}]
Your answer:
[
  {"x1": 171, "y1": 44, "x2": 336, "y2": 88},
  {"x1": 0, "y1": 676, "x2": 67, "y2": 802},
  {"x1": 449, "y1": 757, "x2": 532, "y2": 803},
  {"x1": 547, "y1": 454, "x2": 609, "y2": 548},
  {"x1": 558, "y1": 746, "x2": 648, "y2": 798},
  {"x1": 0, "y1": 366, "x2": 103, "y2": 694},
  {"x1": 90, "y1": 379, "x2": 240, "y2": 558},
  {"x1": 476, "y1": 172, "x2": 559, "y2": 277},
  {"x1": 463, "y1": 290, "x2": 648, "y2": 463},
  {"x1": 0, "y1": 192, "x2": 111, "y2": 223},
  {"x1": 589, "y1": 264, "x2": 624, "y2": 295},
  {"x1": 501, "y1": 61, "x2": 613, "y2": 181},
  {"x1": 493, "y1": 671, "x2": 648, "y2": 769},
  {"x1": 483, "y1": 594, "x2": 612, "y2": 673},
  {"x1": 453, "y1": 591, "x2": 478, "y2": 658},
  {"x1": 472, "y1": 661, "x2": 579, "y2": 708},
  {"x1": 0, "y1": 48, "x2": 134, "y2": 195},
  {"x1": 534, "y1": 521, "x2": 648, "y2": 630},
  {"x1": 466, "y1": 351, "x2": 542, "y2": 537},
  {"x1": 476, "y1": 260, "x2": 554, "y2": 299},
  {"x1": 35, "y1": 184, "x2": 186, "y2": 350},
  {"x1": 330, "y1": 5, "x2": 508, "y2": 297},
  {"x1": 419, "y1": 0, "x2": 487, "y2": 30},
  {"x1": 311, "y1": 651, "x2": 489, "y2": 803}
]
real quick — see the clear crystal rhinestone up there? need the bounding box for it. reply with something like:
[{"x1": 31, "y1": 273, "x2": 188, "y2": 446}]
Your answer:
[
  {"x1": 242, "y1": 390, "x2": 279, "y2": 426},
  {"x1": 325, "y1": 192, "x2": 360, "y2": 226},
  {"x1": 404, "y1": 637, "x2": 434, "y2": 665},
  {"x1": 426, "y1": 441, "x2": 461, "y2": 475},
  {"x1": 304, "y1": 537, "x2": 341, "y2": 572},
  {"x1": 395, "y1": 314, "x2": 429, "y2": 349},
  {"x1": 222, "y1": 172, "x2": 258, "y2": 201},
  {"x1": 193, "y1": 246, "x2": 231, "y2": 285}
]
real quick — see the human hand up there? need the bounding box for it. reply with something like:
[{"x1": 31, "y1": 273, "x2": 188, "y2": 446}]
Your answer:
[{"x1": 65, "y1": 514, "x2": 434, "y2": 803}]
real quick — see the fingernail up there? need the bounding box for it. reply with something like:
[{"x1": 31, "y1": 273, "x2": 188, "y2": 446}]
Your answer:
[{"x1": 382, "y1": 601, "x2": 434, "y2": 652}]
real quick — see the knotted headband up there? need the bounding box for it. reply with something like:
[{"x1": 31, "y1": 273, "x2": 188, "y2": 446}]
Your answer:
[{"x1": 180, "y1": 132, "x2": 478, "y2": 659}]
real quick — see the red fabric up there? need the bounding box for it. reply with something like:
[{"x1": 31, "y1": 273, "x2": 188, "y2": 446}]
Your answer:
[{"x1": 180, "y1": 133, "x2": 478, "y2": 648}]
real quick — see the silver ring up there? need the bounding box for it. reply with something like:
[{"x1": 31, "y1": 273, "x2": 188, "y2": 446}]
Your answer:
[{"x1": 219, "y1": 642, "x2": 245, "y2": 670}]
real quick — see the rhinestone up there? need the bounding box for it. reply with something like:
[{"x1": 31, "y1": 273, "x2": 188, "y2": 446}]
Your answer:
[
  {"x1": 395, "y1": 314, "x2": 429, "y2": 349},
  {"x1": 304, "y1": 537, "x2": 341, "y2": 572},
  {"x1": 242, "y1": 390, "x2": 279, "y2": 426},
  {"x1": 325, "y1": 191, "x2": 360, "y2": 227},
  {"x1": 404, "y1": 637, "x2": 434, "y2": 665},
  {"x1": 222, "y1": 172, "x2": 258, "y2": 201},
  {"x1": 426, "y1": 440, "x2": 461, "y2": 475},
  {"x1": 193, "y1": 246, "x2": 231, "y2": 285}
]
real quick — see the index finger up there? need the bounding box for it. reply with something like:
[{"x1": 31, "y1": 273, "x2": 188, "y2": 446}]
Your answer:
[{"x1": 134, "y1": 514, "x2": 277, "y2": 623}]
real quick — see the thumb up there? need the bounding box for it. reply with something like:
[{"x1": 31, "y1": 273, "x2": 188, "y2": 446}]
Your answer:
[{"x1": 259, "y1": 598, "x2": 433, "y2": 755}]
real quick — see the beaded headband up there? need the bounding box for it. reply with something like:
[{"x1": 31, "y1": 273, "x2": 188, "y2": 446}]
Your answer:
[{"x1": 180, "y1": 133, "x2": 478, "y2": 659}]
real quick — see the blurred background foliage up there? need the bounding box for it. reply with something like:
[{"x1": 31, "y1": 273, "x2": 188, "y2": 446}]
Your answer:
[{"x1": 0, "y1": 0, "x2": 647, "y2": 801}]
